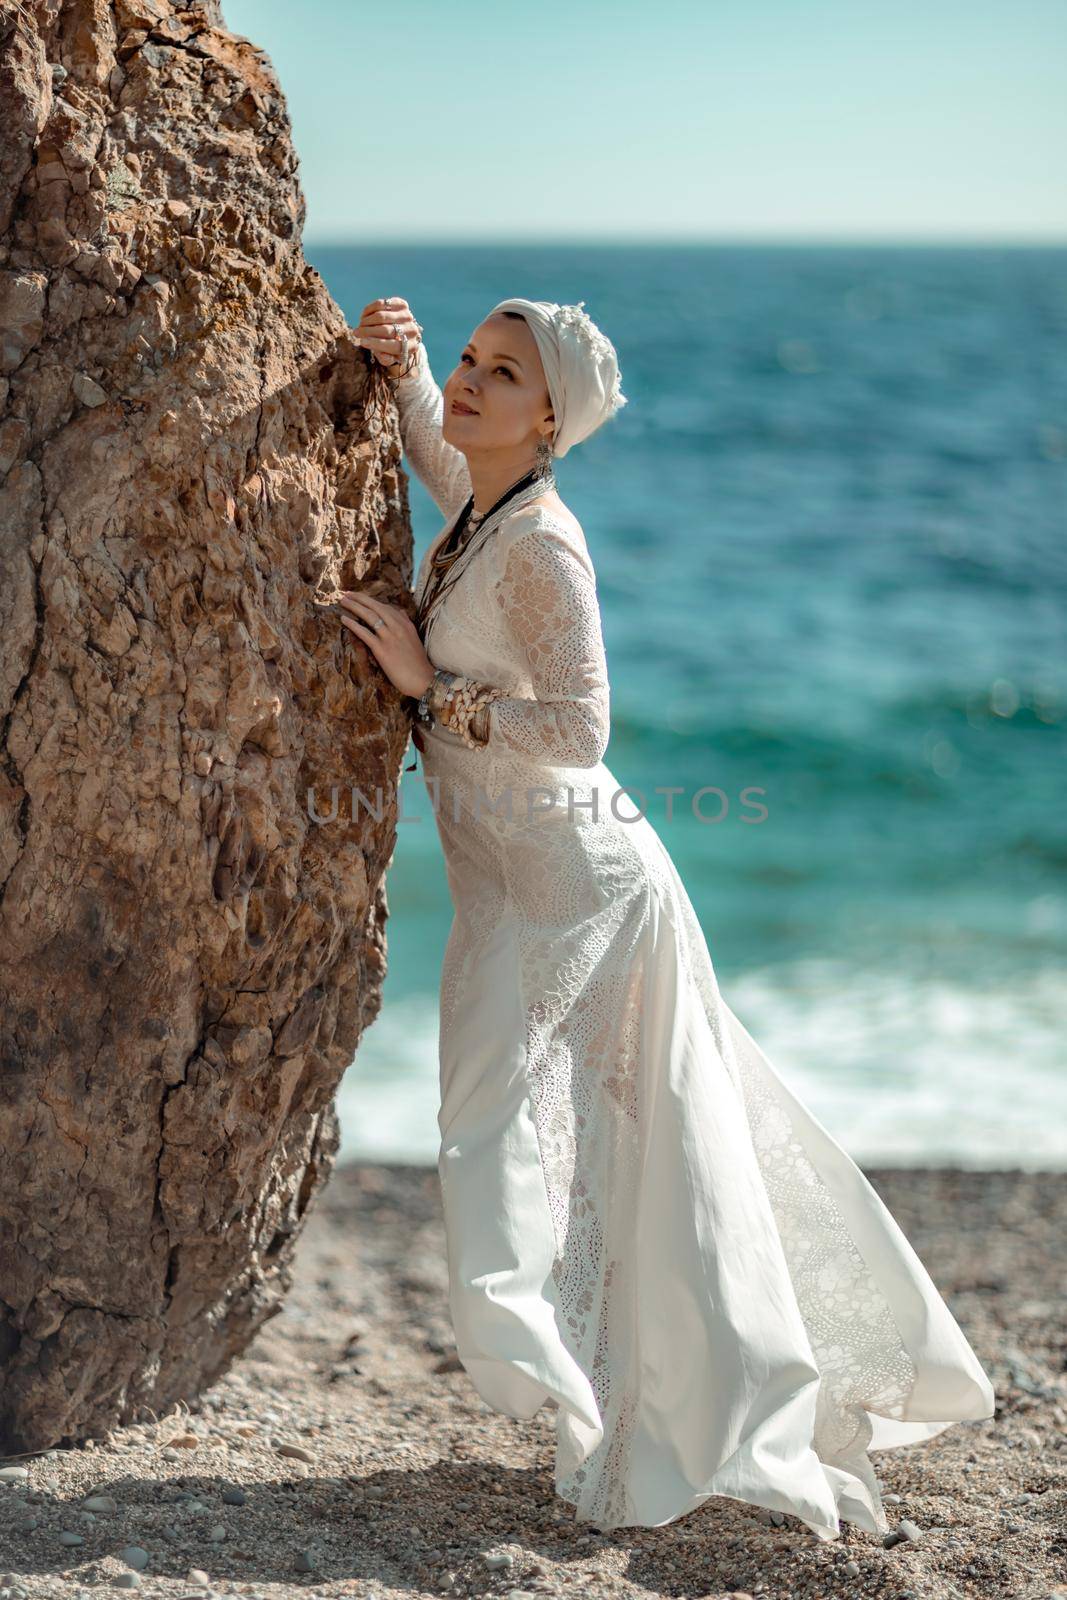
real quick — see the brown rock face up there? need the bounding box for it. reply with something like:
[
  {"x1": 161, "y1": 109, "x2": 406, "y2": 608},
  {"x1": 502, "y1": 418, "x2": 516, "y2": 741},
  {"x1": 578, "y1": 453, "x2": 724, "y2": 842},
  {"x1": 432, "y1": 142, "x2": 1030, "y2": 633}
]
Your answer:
[{"x1": 0, "y1": 0, "x2": 411, "y2": 1449}]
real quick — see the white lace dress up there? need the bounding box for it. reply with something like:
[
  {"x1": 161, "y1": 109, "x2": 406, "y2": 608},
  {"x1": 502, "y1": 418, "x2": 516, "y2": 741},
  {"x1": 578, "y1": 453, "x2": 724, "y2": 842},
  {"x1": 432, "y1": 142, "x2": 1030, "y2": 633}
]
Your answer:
[{"x1": 393, "y1": 344, "x2": 996, "y2": 1539}]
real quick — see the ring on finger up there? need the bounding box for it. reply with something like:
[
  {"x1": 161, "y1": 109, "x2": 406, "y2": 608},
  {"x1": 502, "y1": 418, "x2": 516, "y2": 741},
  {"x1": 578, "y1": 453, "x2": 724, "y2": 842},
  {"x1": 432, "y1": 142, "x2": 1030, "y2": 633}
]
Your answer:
[{"x1": 344, "y1": 595, "x2": 388, "y2": 630}]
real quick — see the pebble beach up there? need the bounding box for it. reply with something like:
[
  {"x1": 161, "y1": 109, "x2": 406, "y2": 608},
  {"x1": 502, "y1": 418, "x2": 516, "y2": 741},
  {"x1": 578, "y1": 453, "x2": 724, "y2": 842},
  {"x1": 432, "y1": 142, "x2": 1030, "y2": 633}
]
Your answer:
[{"x1": 1, "y1": 1163, "x2": 1063, "y2": 1600}]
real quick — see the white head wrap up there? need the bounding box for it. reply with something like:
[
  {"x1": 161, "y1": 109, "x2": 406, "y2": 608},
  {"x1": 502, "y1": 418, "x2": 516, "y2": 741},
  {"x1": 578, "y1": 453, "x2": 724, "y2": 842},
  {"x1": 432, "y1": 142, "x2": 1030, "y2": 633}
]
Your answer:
[{"x1": 486, "y1": 297, "x2": 627, "y2": 459}]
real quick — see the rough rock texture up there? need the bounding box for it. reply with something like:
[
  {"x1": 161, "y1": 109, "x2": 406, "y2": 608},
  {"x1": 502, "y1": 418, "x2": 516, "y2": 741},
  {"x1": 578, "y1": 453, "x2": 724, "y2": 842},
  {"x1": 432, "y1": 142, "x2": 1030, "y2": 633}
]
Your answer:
[{"x1": 0, "y1": 0, "x2": 411, "y2": 1451}]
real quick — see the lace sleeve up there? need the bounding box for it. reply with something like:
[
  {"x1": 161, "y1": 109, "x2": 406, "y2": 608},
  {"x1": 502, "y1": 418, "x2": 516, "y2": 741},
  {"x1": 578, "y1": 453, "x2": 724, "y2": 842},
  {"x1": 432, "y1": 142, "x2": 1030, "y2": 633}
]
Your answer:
[
  {"x1": 427, "y1": 521, "x2": 611, "y2": 769},
  {"x1": 394, "y1": 342, "x2": 473, "y2": 519}
]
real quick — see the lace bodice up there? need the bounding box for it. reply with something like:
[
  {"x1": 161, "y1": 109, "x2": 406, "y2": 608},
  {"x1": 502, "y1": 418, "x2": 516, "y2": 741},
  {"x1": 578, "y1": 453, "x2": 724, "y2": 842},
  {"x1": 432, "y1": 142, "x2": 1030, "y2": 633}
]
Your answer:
[{"x1": 394, "y1": 345, "x2": 610, "y2": 770}]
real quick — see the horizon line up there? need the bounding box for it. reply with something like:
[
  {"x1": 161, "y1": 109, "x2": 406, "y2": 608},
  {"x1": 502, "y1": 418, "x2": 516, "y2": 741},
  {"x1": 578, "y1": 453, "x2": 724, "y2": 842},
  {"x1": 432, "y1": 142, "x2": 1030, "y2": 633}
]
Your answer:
[{"x1": 304, "y1": 232, "x2": 1067, "y2": 250}]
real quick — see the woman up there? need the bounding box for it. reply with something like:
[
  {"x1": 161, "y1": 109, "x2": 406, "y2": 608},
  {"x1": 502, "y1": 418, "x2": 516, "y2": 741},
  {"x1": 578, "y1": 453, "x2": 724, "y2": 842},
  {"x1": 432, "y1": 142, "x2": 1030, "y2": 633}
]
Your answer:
[{"x1": 339, "y1": 295, "x2": 995, "y2": 1539}]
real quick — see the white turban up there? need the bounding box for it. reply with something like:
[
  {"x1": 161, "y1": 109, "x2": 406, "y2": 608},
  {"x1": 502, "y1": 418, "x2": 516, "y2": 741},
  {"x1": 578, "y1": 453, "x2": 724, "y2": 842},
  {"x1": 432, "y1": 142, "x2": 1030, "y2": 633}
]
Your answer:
[{"x1": 487, "y1": 297, "x2": 627, "y2": 459}]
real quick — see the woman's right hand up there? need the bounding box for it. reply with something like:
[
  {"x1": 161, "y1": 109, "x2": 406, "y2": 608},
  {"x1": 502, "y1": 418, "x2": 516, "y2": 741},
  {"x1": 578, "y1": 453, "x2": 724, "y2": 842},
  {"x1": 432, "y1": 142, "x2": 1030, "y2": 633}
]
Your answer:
[{"x1": 353, "y1": 296, "x2": 423, "y2": 378}]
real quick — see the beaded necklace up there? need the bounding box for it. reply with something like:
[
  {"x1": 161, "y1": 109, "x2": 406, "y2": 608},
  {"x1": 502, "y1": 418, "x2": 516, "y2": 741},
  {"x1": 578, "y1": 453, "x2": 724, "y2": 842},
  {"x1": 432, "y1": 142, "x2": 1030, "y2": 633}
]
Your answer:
[{"x1": 415, "y1": 467, "x2": 556, "y2": 642}]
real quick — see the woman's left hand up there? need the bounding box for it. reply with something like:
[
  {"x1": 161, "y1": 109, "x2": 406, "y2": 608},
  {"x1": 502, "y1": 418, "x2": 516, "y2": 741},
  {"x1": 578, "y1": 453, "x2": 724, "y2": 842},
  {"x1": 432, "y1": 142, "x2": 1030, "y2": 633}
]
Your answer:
[{"x1": 338, "y1": 589, "x2": 435, "y2": 699}]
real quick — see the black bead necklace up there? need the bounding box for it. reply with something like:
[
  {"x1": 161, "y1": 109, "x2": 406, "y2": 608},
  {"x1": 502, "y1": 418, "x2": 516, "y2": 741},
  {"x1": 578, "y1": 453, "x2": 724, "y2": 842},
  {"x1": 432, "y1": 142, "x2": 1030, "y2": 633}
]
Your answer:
[{"x1": 415, "y1": 466, "x2": 551, "y2": 639}]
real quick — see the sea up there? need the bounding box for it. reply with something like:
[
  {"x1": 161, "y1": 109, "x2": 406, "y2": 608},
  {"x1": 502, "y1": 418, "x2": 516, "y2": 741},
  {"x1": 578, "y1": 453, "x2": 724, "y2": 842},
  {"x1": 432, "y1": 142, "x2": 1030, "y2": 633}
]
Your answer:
[{"x1": 307, "y1": 242, "x2": 1067, "y2": 1172}]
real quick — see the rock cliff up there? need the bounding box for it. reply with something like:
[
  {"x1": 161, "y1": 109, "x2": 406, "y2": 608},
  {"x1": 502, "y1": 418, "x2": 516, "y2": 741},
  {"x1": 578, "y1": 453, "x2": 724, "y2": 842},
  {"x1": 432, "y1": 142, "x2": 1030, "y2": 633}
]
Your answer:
[{"x1": 0, "y1": 0, "x2": 411, "y2": 1448}]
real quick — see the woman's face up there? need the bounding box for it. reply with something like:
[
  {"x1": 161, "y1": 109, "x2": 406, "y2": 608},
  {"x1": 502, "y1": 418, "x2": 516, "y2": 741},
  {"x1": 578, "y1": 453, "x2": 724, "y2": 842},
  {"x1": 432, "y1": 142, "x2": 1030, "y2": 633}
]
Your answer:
[{"x1": 441, "y1": 313, "x2": 555, "y2": 456}]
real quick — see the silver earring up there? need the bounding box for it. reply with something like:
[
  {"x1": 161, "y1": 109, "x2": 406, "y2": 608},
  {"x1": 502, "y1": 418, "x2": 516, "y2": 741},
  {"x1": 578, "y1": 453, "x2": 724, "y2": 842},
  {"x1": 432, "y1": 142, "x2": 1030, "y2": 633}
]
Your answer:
[{"x1": 535, "y1": 434, "x2": 555, "y2": 480}]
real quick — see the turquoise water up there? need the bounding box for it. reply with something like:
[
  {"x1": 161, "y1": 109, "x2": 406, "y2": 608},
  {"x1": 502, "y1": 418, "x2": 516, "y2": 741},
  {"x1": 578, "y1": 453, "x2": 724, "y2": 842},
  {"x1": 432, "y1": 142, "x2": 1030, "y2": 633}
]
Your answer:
[{"x1": 310, "y1": 243, "x2": 1067, "y2": 1170}]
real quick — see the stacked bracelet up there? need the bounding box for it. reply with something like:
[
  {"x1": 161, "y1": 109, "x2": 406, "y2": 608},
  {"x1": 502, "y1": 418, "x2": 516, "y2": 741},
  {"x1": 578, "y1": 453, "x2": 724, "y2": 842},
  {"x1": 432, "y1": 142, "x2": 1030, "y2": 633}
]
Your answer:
[{"x1": 423, "y1": 668, "x2": 507, "y2": 750}]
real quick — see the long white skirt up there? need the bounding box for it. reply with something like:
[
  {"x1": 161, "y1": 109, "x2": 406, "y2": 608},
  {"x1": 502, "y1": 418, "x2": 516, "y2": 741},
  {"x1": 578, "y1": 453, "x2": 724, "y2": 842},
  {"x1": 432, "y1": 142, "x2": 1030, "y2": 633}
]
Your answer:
[{"x1": 425, "y1": 727, "x2": 996, "y2": 1539}]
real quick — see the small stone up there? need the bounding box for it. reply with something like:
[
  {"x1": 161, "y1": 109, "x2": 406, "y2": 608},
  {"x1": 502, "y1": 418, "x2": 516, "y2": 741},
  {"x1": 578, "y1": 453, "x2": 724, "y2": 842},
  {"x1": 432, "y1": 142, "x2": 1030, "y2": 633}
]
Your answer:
[
  {"x1": 82, "y1": 1494, "x2": 119, "y2": 1512},
  {"x1": 113, "y1": 1575, "x2": 140, "y2": 1590},
  {"x1": 275, "y1": 1443, "x2": 314, "y2": 1463},
  {"x1": 0, "y1": 1467, "x2": 30, "y2": 1482},
  {"x1": 293, "y1": 1550, "x2": 318, "y2": 1573},
  {"x1": 187, "y1": 1571, "x2": 210, "y2": 1585},
  {"x1": 208, "y1": 1523, "x2": 226, "y2": 1542},
  {"x1": 221, "y1": 1486, "x2": 246, "y2": 1505},
  {"x1": 843, "y1": 1560, "x2": 860, "y2": 1577},
  {"x1": 119, "y1": 1546, "x2": 150, "y2": 1570},
  {"x1": 59, "y1": 1531, "x2": 85, "y2": 1546},
  {"x1": 485, "y1": 1552, "x2": 514, "y2": 1569},
  {"x1": 898, "y1": 1519, "x2": 923, "y2": 1542},
  {"x1": 71, "y1": 372, "x2": 107, "y2": 407}
]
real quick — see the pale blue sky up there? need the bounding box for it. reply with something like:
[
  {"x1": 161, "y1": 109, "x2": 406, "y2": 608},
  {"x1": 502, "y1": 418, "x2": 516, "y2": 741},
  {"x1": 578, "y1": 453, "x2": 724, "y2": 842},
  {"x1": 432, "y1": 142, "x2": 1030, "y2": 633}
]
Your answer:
[{"x1": 224, "y1": 0, "x2": 1066, "y2": 243}]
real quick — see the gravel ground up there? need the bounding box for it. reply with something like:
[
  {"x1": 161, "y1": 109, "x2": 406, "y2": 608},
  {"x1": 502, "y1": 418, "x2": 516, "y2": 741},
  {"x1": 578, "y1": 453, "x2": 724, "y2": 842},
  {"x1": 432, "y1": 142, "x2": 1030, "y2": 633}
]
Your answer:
[{"x1": 1, "y1": 1163, "x2": 1064, "y2": 1600}]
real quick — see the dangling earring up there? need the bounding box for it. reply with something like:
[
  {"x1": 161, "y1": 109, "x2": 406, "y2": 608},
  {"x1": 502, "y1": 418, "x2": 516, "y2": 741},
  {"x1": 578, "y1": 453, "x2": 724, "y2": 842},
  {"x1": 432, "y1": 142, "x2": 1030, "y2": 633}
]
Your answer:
[{"x1": 534, "y1": 433, "x2": 555, "y2": 481}]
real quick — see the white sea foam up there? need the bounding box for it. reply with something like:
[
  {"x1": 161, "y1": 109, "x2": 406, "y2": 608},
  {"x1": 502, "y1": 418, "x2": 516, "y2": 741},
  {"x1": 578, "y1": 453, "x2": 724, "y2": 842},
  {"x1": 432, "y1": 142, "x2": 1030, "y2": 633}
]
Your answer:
[
  {"x1": 336, "y1": 990, "x2": 442, "y2": 1166},
  {"x1": 725, "y1": 957, "x2": 1067, "y2": 1169},
  {"x1": 336, "y1": 959, "x2": 1065, "y2": 1170}
]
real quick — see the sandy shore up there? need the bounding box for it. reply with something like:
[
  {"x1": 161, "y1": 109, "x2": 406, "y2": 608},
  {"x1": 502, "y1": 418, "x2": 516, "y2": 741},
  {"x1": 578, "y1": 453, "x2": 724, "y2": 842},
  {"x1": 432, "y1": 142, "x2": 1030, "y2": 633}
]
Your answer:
[{"x1": 1, "y1": 1163, "x2": 1064, "y2": 1600}]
